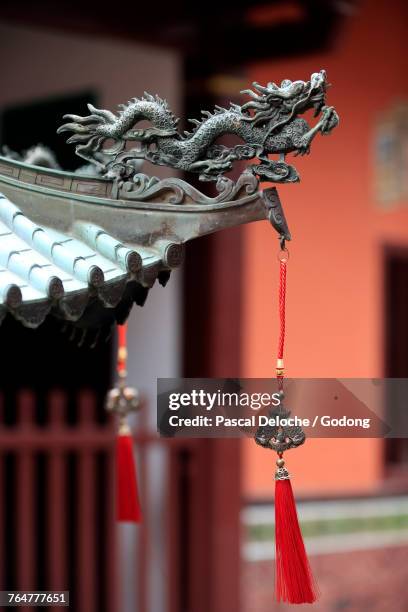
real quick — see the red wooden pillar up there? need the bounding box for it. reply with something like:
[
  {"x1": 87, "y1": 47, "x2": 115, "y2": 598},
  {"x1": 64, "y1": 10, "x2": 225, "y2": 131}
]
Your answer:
[{"x1": 170, "y1": 224, "x2": 242, "y2": 612}]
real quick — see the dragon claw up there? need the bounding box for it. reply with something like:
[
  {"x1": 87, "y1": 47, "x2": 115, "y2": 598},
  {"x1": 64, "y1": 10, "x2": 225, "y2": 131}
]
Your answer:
[
  {"x1": 294, "y1": 144, "x2": 310, "y2": 157},
  {"x1": 320, "y1": 106, "x2": 338, "y2": 134}
]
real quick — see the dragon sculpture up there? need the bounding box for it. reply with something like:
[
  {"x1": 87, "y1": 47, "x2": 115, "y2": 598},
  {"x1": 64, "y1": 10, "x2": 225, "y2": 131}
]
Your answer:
[{"x1": 58, "y1": 70, "x2": 338, "y2": 184}]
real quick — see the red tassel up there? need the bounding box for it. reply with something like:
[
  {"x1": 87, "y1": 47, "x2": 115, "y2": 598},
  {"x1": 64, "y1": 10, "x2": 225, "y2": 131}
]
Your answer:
[
  {"x1": 117, "y1": 428, "x2": 142, "y2": 522},
  {"x1": 107, "y1": 322, "x2": 142, "y2": 522},
  {"x1": 275, "y1": 477, "x2": 318, "y2": 604}
]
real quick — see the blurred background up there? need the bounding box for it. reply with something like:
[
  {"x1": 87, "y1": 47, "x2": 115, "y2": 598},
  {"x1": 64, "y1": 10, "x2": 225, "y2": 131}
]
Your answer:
[{"x1": 0, "y1": 0, "x2": 407, "y2": 611}]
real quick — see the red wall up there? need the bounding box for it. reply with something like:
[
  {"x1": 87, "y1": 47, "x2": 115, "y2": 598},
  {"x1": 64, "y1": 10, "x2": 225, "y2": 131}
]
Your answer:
[{"x1": 242, "y1": 0, "x2": 408, "y2": 498}]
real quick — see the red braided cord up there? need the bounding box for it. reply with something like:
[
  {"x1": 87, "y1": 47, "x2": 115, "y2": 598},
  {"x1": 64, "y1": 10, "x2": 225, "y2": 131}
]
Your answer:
[
  {"x1": 274, "y1": 252, "x2": 319, "y2": 605},
  {"x1": 277, "y1": 260, "x2": 287, "y2": 361},
  {"x1": 117, "y1": 323, "x2": 128, "y2": 373}
]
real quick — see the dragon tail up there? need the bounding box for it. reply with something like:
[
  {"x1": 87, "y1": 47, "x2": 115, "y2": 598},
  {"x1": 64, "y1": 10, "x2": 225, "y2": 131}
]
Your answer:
[{"x1": 57, "y1": 103, "x2": 123, "y2": 166}]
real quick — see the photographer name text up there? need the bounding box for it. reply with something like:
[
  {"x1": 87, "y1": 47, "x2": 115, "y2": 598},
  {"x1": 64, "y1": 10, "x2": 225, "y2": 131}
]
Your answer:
[{"x1": 167, "y1": 414, "x2": 371, "y2": 430}]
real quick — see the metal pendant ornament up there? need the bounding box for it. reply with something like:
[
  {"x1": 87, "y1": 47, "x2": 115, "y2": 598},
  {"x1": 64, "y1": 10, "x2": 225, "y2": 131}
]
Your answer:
[
  {"x1": 106, "y1": 323, "x2": 142, "y2": 523},
  {"x1": 255, "y1": 248, "x2": 318, "y2": 604}
]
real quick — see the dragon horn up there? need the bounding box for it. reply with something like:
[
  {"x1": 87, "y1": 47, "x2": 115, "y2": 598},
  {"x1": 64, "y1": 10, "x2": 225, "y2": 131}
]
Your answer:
[
  {"x1": 252, "y1": 82, "x2": 269, "y2": 93},
  {"x1": 241, "y1": 100, "x2": 269, "y2": 112},
  {"x1": 240, "y1": 89, "x2": 261, "y2": 99}
]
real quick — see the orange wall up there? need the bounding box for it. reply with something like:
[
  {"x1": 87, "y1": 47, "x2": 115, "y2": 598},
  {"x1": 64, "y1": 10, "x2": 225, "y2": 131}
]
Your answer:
[{"x1": 242, "y1": 0, "x2": 408, "y2": 498}]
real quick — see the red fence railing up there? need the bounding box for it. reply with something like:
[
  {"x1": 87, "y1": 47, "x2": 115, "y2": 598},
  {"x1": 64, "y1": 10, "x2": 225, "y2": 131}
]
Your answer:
[
  {"x1": 0, "y1": 388, "x2": 242, "y2": 612},
  {"x1": 0, "y1": 389, "x2": 116, "y2": 612}
]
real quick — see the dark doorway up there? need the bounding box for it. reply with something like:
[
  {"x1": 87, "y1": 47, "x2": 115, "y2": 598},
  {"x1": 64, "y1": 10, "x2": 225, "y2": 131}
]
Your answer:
[
  {"x1": 0, "y1": 91, "x2": 115, "y2": 611},
  {"x1": 384, "y1": 247, "x2": 408, "y2": 470},
  {"x1": 0, "y1": 90, "x2": 97, "y2": 170},
  {"x1": 0, "y1": 89, "x2": 109, "y2": 404}
]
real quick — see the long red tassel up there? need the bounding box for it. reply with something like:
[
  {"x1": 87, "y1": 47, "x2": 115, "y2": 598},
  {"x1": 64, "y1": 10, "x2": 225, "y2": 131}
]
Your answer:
[
  {"x1": 116, "y1": 323, "x2": 141, "y2": 523},
  {"x1": 106, "y1": 323, "x2": 142, "y2": 523},
  {"x1": 275, "y1": 474, "x2": 318, "y2": 603},
  {"x1": 117, "y1": 424, "x2": 142, "y2": 522},
  {"x1": 274, "y1": 250, "x2": 318, "y2": 603}
]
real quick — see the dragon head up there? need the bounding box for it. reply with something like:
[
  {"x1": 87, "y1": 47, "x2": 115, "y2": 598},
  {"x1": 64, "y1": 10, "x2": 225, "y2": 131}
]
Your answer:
[{"x1": 241, "y1": 69, "x2": 329, "y2": 125}]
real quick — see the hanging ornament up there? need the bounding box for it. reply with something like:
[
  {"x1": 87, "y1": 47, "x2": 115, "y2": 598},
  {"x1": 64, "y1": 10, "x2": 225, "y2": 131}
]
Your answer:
[
  {"x1": 255, "y1": 244, "x2": 318, "y2": 604},
  {"x1": 106, "y1": 323, "x2": 142, "y2": 523}
]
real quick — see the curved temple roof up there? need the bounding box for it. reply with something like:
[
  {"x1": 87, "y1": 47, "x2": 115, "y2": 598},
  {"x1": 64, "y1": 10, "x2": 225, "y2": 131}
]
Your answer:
[
  {"x1": 0, "y1": 154, "x2": 281, "y2": 335},
  {"x1": 0, "y1": 193, "x2": 181, "y2": 331}
]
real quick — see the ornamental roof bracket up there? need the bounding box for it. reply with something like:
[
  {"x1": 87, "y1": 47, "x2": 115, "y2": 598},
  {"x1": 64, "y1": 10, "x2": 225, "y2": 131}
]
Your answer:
[{"x1": 0, "y1": 70, "x2": 338, "y2": 335}]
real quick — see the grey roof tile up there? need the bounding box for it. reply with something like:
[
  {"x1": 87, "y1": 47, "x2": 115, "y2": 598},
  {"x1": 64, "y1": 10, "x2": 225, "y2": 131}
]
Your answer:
[
  {"x1": 0, "y1": 192, "x2": 181, "y2": 329},
  {"x1": 73, "y1": 222, "x2": 142, "y2": 274},
  {"x1": 0, "y1": 268, "x2": 23, "y2": 307}
]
